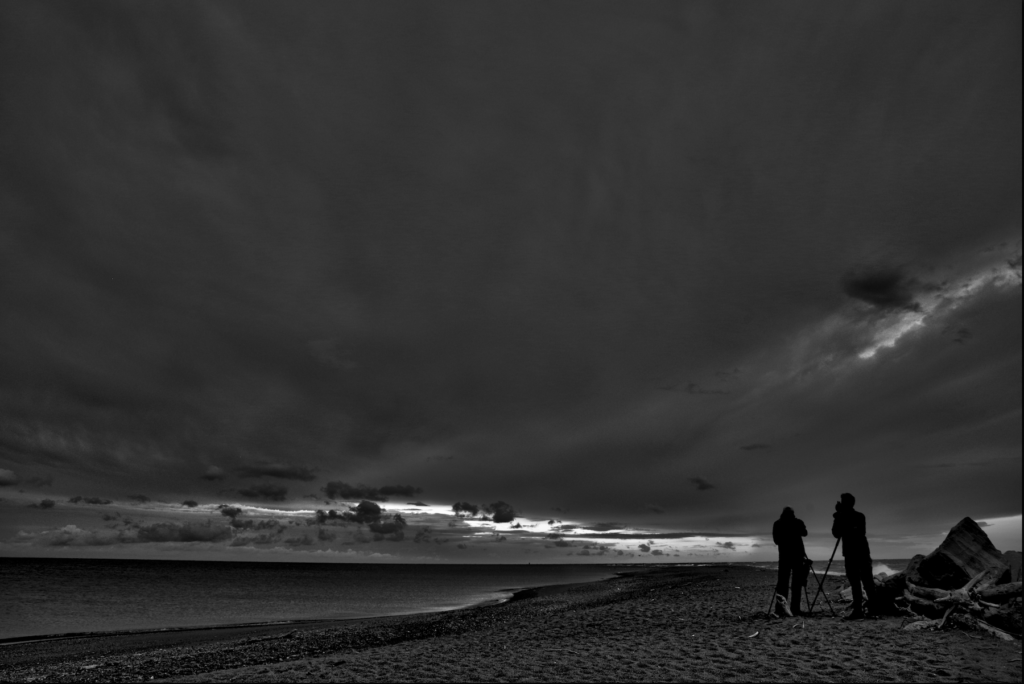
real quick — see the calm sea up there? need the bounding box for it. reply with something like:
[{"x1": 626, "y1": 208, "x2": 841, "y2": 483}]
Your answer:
[
  {"x1": 0, "y1": 559, "x2": 618, "y2": 641},
  {"x1": 751, "y1": 558, "x2": 912, "y2": 577}
]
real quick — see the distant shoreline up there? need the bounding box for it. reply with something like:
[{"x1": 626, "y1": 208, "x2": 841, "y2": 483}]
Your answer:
[{"x1": 0, "y1": 567, "x2": 628, "y2": 646}]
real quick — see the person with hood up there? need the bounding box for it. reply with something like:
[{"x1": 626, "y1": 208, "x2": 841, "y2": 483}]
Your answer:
[
  {"x1": 772, "y1": 506, "x2": 808, "y2": 616},
  {"x1": 832, "y1": 492, "x2": 877, "y2": 619}
]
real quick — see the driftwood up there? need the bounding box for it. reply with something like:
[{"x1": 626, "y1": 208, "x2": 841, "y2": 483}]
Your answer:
[
  {"x1": 902, "y1": 589, "x2": 945, "y2": 619},
  {"x1": 977, "y1": 582, "x2": 1022, "y2": 603},
  {"x1": 906, "y1": 582, "x2": 949, "y2": 602},
  {"x1": 972, "y1": 618, "x2": 1019, "y2": 642},
  {"x1": 901, "y1": 570, "x2": 1022, "y2": 639}
]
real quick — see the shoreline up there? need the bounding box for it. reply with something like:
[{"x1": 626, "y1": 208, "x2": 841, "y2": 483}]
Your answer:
[
  {"x1": 2, "y1": 565, "x2": 1019, "y2": 683},
  {"x1": 2, "y1": 565, "x2": 622, "y2": 651},
  {"x1": 0, "y1": 571, "x2": 616, "y2": 648}
]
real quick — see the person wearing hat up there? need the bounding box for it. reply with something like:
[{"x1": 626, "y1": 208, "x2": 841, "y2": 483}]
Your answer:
[{"x1": 832, "y1": 492, "x2": 877, "y2": 619}]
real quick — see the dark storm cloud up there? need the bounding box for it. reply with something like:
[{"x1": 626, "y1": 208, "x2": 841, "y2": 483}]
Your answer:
[
  {"x1": 689, "y1": 478, "x2": 715, "y2": 492},
  {"x1": 841, "y1": 267, "x2": 922, "y2": 311},
  {"x1": 284, "y1": 535, "x2": 314, "y2": 547},
  {"x1": 230, "y1": 532, "x2": 279, "y2": 546},
  {"x1": 136, "y1": 522, "x2": 232, "y2": 544},
  {"x1": 230, "y1": 518, "x2": 281, "y2": 531},
  {"x1": 321, "y1": 481, "x2": 422, "y2": 502},
  {"x1": 0, "y1": 2, "x2": 1018, "y2": 548},
  {"x1": 17, "y1": 520, "x2": 233, "y2": 546},
  {"x1": 25, "y1": 474, "x2": 54, "y2": 488},
  {"x1": 378, "y1": 485, "x2": 423, "y2": 497},
  {"x1": 0, "y1": 469, "x2": 17, "y2": 486},
  {"x1": 237, "y1": 483, "x2": 288, "y2": 501},
  {"x1": 484, "y1": 501, "x2": 516, "y2": 524},
  {"x1": 127, "y1": 494, "x2": 150, "y2": 503},
  {"x1": 740, "y1": 444, "x2": 771, "y2": 452},
  {"x1": 236, "y1": 463, "x2": 317, "y2": 481},
  {"x1": 342, "y1": 500, "x2": 383, "y2": 525},
  {"x1": 202, "y1": 467, "x2": 226, "y2": 482},
  {"x1": 571, "y1": 531, "x2": 744, "y2": 540},
  {"x1": 452, "y1": 502, "x2": 480, "y2": 517},
  {"x1": 368, "y1": 517, "x2": 406, "y2": 536},
  {"x1": 68, "y1": 496, "x2": 112, "y2": 505},
  {"x1": 321, "y1": 482, "x2": 383, "y2": 501}
]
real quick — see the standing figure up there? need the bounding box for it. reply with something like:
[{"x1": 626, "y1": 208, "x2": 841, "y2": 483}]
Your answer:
[
  {"x1": 832, "y1": 492, "x2": 877, "y2": 619},
  {"x1": 772, "y1": 506, "x2": 808, "y2": 616}
]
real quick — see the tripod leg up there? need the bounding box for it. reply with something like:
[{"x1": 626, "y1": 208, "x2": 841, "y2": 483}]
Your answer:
[
  {"x1": 806, "y1": 565, "x2": 823, "y2": 615},
  {"x1": 809, "y1": 538, "x2": 840, "y2": 613},
  {"x1": 808, "y1": 562, "x2": 838, "y2": 617},
  {"x1": 816, "y1": 571, "x2": 837, "y2": 618}
]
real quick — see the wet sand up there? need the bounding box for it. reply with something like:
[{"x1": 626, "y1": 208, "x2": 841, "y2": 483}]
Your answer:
[{"x1": 2, "y1": 565, "x2": 1020, "y2": 682}]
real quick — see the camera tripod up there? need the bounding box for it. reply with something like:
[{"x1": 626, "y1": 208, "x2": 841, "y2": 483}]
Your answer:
[
  {"x1": 808, "y1": 537, "x2": 840, "y2": 616},
  {"x1": 765, "y1": 549, "x2": 837, "y2": 618}
]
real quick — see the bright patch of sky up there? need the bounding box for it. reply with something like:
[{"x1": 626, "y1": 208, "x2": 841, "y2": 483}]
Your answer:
[{"x1": 859, "y1": 247, "x2": 1022, "y2": 359}]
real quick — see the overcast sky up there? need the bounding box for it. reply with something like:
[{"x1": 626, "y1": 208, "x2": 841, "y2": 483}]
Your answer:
[{"x1": 1, "y1": 1, "x2": 1020, "y2": 564}]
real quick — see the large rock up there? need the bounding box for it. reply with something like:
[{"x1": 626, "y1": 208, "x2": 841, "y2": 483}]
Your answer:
[
  {"x1": 1002, "y1": 550, "x2": 1022, "y2": 583},
  {"x1": 982, "y1": 597, "x2": 1022, "y2": 635},
  {"x1": 905, "y1": 517, "x2": 1011, "y2": 590},
  {"x1": 902, "y1": 554, "x2": 925, "y2": 581}
]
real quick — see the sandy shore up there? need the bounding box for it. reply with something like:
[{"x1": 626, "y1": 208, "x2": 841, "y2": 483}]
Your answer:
[{"x1": 2, "y1": 565, "x2": 1020, "y2": 683}]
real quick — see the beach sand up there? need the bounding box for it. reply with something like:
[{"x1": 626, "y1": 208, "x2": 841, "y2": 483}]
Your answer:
[{"x1": 2, "y1": 566, "x2": 1020, "y2": 682}]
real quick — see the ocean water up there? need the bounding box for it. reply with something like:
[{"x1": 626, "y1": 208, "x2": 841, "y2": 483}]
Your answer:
[
  {"x1": 0, "y1": 559, "x2": 618, "y2": 641},
  {"x1": 751, "y1": 558, "x2": 911, "y2": 578}
]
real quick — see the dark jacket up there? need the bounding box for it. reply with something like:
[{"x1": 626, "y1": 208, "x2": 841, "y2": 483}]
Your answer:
[
  {"x1": 772, "y1": 515, "x2": 807, "y2": 559},
  {"x1": 832, "y1": 508, "x2": 870, "y2": 559}
]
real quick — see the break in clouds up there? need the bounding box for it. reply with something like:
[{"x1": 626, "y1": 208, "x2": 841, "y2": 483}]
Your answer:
[{"x1": 0, "y1": 2, "x2": 1020, "y2": 562}]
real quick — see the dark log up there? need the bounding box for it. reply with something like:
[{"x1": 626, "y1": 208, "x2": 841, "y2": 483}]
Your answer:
[
  {"x1": 903, "y1": 590, "x2": 945, "y2": 619},
  {"x1": 977, "y1": 582, "x2": 1022, "y2": 604},
  {"x1": 974, "y1": 597, "x2": 1024, "y2": 634},
  {"x1": 906, "y1": 581, "x2": 948, "y2": 602},
  {"x1": 974, "y1": 568, "x2": 1004, "y2": 593}
]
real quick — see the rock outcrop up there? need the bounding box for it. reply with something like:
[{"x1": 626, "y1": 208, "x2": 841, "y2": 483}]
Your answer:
[
  {"x1": 1001, "y1": 550, "x2": 1022, "y2": 583},
  {"x1": 904, "y1": 517, "x2": 1011, "y2": 590},
  {"x1": 882, "y1": 517, "x2": 1023, "y2": 638}
]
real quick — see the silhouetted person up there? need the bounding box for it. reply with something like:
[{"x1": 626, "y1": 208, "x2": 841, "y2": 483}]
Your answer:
[
  {"x1": 772, "y1": 506, "x2": 807, "y2": 616},
  {"x1": 832, "y1": 492, "x2": 877, "y2": 619}
]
